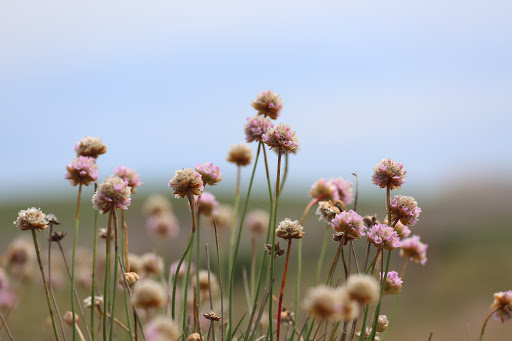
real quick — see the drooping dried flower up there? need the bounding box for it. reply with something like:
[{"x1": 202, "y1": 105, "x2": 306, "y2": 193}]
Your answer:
[
  {"x1": 198, "y1": 192, "x2": 219, "y2": 217},
  {"x1": 202, "y1": 310, "x2": 221, "y2": 321},
  {"x1": 399, "y1": 235, "x2": 428, "y2": 265},
  {"x1": 380, "y1": 271, "x2": 403, "y2": 295},
  {"x1": 276, "y1": 218, "x2": 305, "y2": 240},
  {"x1": 251, "y1": 90, "x2": 283, "y2": 120},
  {"x1": 315, "y1": 201, "x2": 341, "y2": 224},
  {"x1": 330, "y1": 178, "x2": 354, "y2": 205},
  {"x1": 331, "y1": 210, "x2": 366, "y2": 240},
  {"x1": 145, "y1": 316, "x2": 180, "y2": 341},
  {"x1": 212, "y1": 204, "x2": 234, "y2": 230},
  {"x1": 244, "y1": 116, "x2": 274, "y2": 142},
  {"x1": 490, "y1": 291, "x2": 512, "y2": 323},
  {"x1": 114, "y1": 166, "x2": 143, "y2": 193},
  {"x1": 265, "y1": 243, "x2": 285, "y2": 257},
  {"x1": 65, "y1": 156, "x2": 98, "y2": 186},
  {"x1": 168, "y1": 169, "x2": 204, "y2": 199},
  {"x1": 45, "y1": 214, "x2": 61, "y2": 225},
  {"x1": 245, "y1": 209, "x2": 269, "y2": 235},
  {"x1": 367, "y1": 224, "x2": 400, "y2": 250},
  {"x1": 83, "y1": 296, "x2": 104, "y2": 308},
  {"x1": 390, "y1": 195, "x2": 421, "y2": 226},
  {"x1": 372, "y1": 159, "x2": 407, "y2": 190},
  {"x1": 73, "y1": 136, "x2": 107, "y2": 158},
  {"x1": 195, "y1": 162, "x2": 223, "y2": 186},
  {"x1": 377, "y1": 315, "x2": 389, "y2": 332},
  {"x1": 262, "y1": 123, "x2": 299, "y2": 153},
  {"x1": 226, "y1": 143, "x2": 253, "y2": 167},
  {"x1": 146, "y1": 212, "x2": 180, "y2": 239},
  {"x1": 346, "y1": 274, "x2": 380, "y2": 305},
  {"x1": 309, "y1": 179, "x2": 338, "y2": 201},
  {"x1": 98, "y1": 228, "x2": 114, "y2": 240},
  {"x1": 142, "y1": 195, "x2": 173, "y2": 217},
  {"x1": 63, "y1": 311, "x2": 79, "y2": 326},
  {"x1": 14, "y1": 207, "x2": 48, "y2": 231},
  {"x1": 92, "y1": 176, "x2": 132, "y2": 214},
  {"x1": 119, "y1": 272, "x2": 140, "y2": 288},
  {"x1": 363, "y1": 215, "x2": 380, "y2": 228},
  {"x1": 132, "y1": 279, "x2": 166, "y2": 309}
]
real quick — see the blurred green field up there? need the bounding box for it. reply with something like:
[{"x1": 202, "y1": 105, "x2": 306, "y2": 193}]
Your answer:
[{"x1": 1, "y1": 181, "x2": 511, "y2": 340}]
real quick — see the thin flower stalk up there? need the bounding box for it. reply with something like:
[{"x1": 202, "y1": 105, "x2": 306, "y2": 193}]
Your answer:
[
  {"x1": 276, "y1": 239, "x2": 293, "y2": 341},
  {"x1": 48, "y1": 223, "x2": 67, "y2": 341},
  {"x1": 103, "y1": 211, "x2": 113, "y2": 341},
  {"x1": 91, "y1": 183, "x2": 99, "y2": 341},
  {"x1": 182, "y1": 239, "x2": 195, "y2": 334},
  {"x1": 0, "y1": 310, "x2": 14, "y2": 341},
  {"x1": 71, "y1": 183, "x2": 83, "y2": 341},
  {"x1": 228, "y1": 165, "x2": 242, "y2": 272},
  {"x1": 479, "y1": 307, "x2": 500, "y2": 341},
  {"x1": 368, "y1": 250, "x2": 392, "y2": 341},
  {"x1": 195, "y1": 202, "x2": 202, "y2": 333},
  {"x1": 119, "y1": 215, "x2": 135, "y2": 341},
  {"x1": 315, "y1": 225, "x2": 330, "y2": 284}
]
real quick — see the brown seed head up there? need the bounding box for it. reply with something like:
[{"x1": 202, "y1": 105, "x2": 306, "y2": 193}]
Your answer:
[
  {"x1": 119, "y1": 272, "x2": 140, "y2": 288},
  {"x1": 275, "y1": 218, "x2": 304, "y2": 240},
  {"x1": 132, "y1": 279, "x2": 166, "y2": 309},
  {"x1": 14, "y1": 207, "x2": 48, "y2": 232},
  {"x1": 226, "y1": 143, "x2": 253, "y2": 167}
]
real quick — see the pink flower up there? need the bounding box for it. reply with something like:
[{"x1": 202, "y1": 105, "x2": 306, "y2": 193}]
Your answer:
[
  {"x1": 198, "y1": 192, "x2": 219, "y2": 217},
  {"x1": 92, "y1": 176, "x2": 132, "y2": 213},
  {"x1": 146, "y1": 212, "x2": 180, "y2": 240},
  {"x1": 490, "y1": 291, "x2": 512, "y2": 323},
  {"x1": 330, "y1": 178, "x2": 354, "y2": 205},
  {"x1": 367, "y1": 224, "x2": 400, "y2": 250},
  {"x1": 309, "y1": 179, "x2": 338, "y2": 201},
  {"x1": 331, "y1": 210, "x2": 366, "y2": 240},
  {"x1": 168, "y1": 169, "x2": 204, "y2": 199},
  {"x1": 380, "y1": 271, "x2": 403, "y2": 295},
  {"x1": 372, "y1": 159, "x2": 407, "y2": 190},
  {"x1": 399, "y1": 235, "x2": 428, "y2": 265},
  {"x1": 262, "y1": 123, "x2": 299, "y2": 153},
  {"x1": 114, "y1": 166, "x2": 143, "y2": 193},
  {"x1": 390, "y1": 195, "x2": 421, "y2": 226},
  {"x1": 65, "y1": 156, "x2": 98, "y2": 186},
  {"x1": 244, "y1": 116, "x2": 274, "y2": 142},
  {"x1": 195, "y1": 162, "x2": 223, "y2": 186},
  {"x1": 251, "y1": 90, "x2": 283, "y2": 120}
]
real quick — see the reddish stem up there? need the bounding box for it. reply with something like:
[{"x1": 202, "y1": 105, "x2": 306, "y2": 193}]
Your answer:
[{"x1": 276, "y1": 238, "x2": 293, "y2": 341}]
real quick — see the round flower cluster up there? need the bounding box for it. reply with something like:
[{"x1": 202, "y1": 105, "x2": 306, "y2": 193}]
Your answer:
[
  {"x1": 399, "y1": 235, "x2": 428, "y2": 265},
  {"x1": 226, "y1": 143, "x2": 253, "y2": 167},
  {"x1": 381, "y1": 271, "x2": 403, "y2": 295},
  {"x1": 92, "y1": 176, "x2": 132, "y2": 214},
  {"x1": 275, "y1": 218, "x2": 305, "y2": 240},
  {"x1": 195, "y1": 162, "x2": 222, "y2": 186},
  {"x1": 303, "y1": 285, "x2": 358, "y2": 321},
  {"x1": 65, "y1": 156, "x2": 98, "y2": 186},
  {"x1": 309, "y1": 178, "x2": 338, "y2": 201},
  {"x1": 212, "y1": 205, "x2": 234, "y2": 230},
  {"x1": 142, "y1": 195, "x2": 173, "y2": 217},
  {"x1": 331, "y1": 210, "x2": 366, "y2": 240},
  {"x1": 367, "y1": 224, "x2": 400, "y2": 250},
  {"x1": 73, "y1": 136, "x2": 107, "y2": 158},
  {"x1": 262, "y1": 123, "x2": 299, "y2": 153},
  {"x1": 346, "y1": 274, "x2": 380, "y2": 305},
  {"x1": 14, "y1": 207, "x2": 49, "y2": 231},
  {"x1": 387, "y1": 219, "x2": 411, "y2": 239},
  {"x1": 132, "y1": 279, "x2": 166, "y2": 309},
  {"x1": 114, "y1": 166, "x2": 143, "y2": 193},
  {"x1": 244, "y1": 116, "x2": 274, "y2": 142},
  {"x1": 198, "y1": 192, "x2": 219, "y2": 217},
  {"x1": 371, "y1": 159, "x2": 407, "y2": 190},
  {"x1": 330, "y1": 178, "x2": 354, "y2": 204},
  {"x1": 245, "y1": 209, "x2": 269, "y2": 235},
  {"x1": 168, "y1": 169, "x2": 204, "y2": 199},
  {"x1": 490, "y1": 290, "x2": 512, "y2": 323},
  {"x1": 390, "y1": 195, "x2": 421, "y2": 226},
  {"x1": 251, "y1": 90, "x2": 283, "y2": 120},
  {"x1": 145, "y1": 213, "x2": 180, "y2": 240},
  {"x1": 144, "y1": 316, "x2": 179, "y2": 341}
]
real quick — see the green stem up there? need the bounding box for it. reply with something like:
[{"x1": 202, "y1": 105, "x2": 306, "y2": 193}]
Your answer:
[
  {"x1": 91, "y1": 182, "x2": 99, "y2": 341},
  {"x1": 71, "y1": 183, "x2": 82, "y2": 341},
  {"x1": 315, "y1": 226, "x2": 330, "y2": 284},
  {"x1": 229, "y1": 166, "x2": 242, "y2": 268},
  {"x1": 357, "y1": 305, "x2": 369, "y2": 341},
  {"x1": 103, "y1": 210, "x2": 113, "y2": 341},
  {"x1": 196, "y1": 213, "x2": 201, "y2": 333},
  {"x1": 368, "y1": 250, "x2": 392, "y2": 341},
  {"x1": 227, "y1": 142, "x2": 261, "y2": 340},
  {"x1": 109, "y1": 208, "x2": 121, "y2": 341},
  {"x1": 182, "y1": 239, "x2": 195, "y2": 334},
  {"x1": 120, "y1": 211, "x2": 135, "y2": 341}
]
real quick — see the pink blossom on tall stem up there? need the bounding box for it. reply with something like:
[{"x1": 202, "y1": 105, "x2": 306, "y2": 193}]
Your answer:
[
  {"x1": 372, "y1": 159, "x2": 407, "y2": 190},
  {"x1": 251, "y1": 90, "x2": 283, "y2": 120},
  {"x1": 114, "y1": 166, "x2": 143, "y2": 193},
  {"x1": 390, "y1": 195, "x2": 421, "y2": 226},
  {"x1": 309, "y1": 179, "x2": 339, "y2": 201},
  {"x1": 244, "y1": 116, "x2": 274, "y2": 142},
  {"x1": 330, "y1": 178, "x2": 354, "y2": 204},
  {"x1": 65, "y1": 156, "x2": 98, "y2": 186},
  {"x1": 198, "y1": 192, "x2": 219, "y2": 217},
  {"x1": 399, "y1": 235, "x2": 428, "y2": 265},
  {"x1": 262, "y1": 123, "x2": 299, "y2": 153},
  {"x1": 331, "y1": 210, "x2": 366, "y2": 240},
  {"x1": 490, "y1": 291, "x2": 512, "y2": 323},
  {"x1": 92, "y1": 176, "x2": 132, "y2": 214},
  {"x1": 168, "y1": 169, "x2": 204, "y2": 199},
  {"x1": 195, "y1": 162, "x2": 223, "y2": 186},
  {"x1": 367, "y1": 223, "x2": 400, "y2": 250},
  {"x1": 380, "y1": 270, "x2": 403, "y2": 295}
]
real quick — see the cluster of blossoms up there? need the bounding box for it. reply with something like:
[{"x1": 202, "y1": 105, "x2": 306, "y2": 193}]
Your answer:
[
  {"x1": 316, "y1": 201, "x2": 341, "y2": 223},
  {"x1": 92, "y1": 176, "x2": 132, "y2": 213},
  {"x1": 13, "y1": 207, "x2": 48, "y2": 231},
  {"x1": 226, "y1": 143, "x2": 253, "y2": 167},
  {"x1": 331, "y1": 210, "x2": 366, "y2": 240},
  {"x1": 303, "y1": 285, "x2": 359, "y2": 321},
  {"x1": 310, "y1": 177, "x2": 353, "y2": 204},
  {"x1": 367, "y1": 223, "x2": 400, "y2": 250},
  {"x1": 244, "y1": 116, "x2": 274, "y2": 142},
  {"x1": 65, "y1": 156, "x2": 98, "y2": 186},
  {"x1": 490, "y1": 291, "x2": 512, "y2": 323},
  {"x1": 168, "y1": 168, "x2": 204, "y2": 199},
  {"x1": 195, "y1": 162, "x2": 223, "y2": 186},
  {"x1": 73, "y1": 136, "x2": 107, "y2": 158},
  {"x1": 390, "y1": 195, "x2": 422, "y2": 226},
  {"x1": 399, "y1": 235, "x2": 428, "y2": 265},
  {"x1": 198, "y1": 192, "x2": 219, "y2": 217},
  {"x1": 275, "y1": 218, "x2": 305, "y2": 240},
  {"x1": 381, "y1": 271, "x2": 403, "y2": 295},
  {"x1": 262, "y1": 123, "x2": 299, "y2": 153},
  {"x1": 371, "y1": 159, "x2": 407, "y2": 190},
  {"x1": 114, "y1": 166, "x2": 143, "y2": 193},
  {"x1": 251, "y1": 90, "x2": 283, "y2": 120}
]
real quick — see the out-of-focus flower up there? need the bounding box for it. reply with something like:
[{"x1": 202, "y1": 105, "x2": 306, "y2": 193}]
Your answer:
[
  {"x1": 381, "y1": 271, "x2": 403, "y2": 295},
  {"x1": 146, "y1": 213, "x2": 180, "y2": 239},
  {"x1": 212, "y1": 204, "x2": 234, "y2": 230},
  {"x1": 303, "y1": 285, "x2": 358, "y2": 321},
  {"x1": 316, "y1": 201, "x2": 341, "y2": 224},
  {"x1": 371, "y1": 159, "x2": 407, "y2": 190},
  {"x1": 331, "y1": 210, "x2": 366, "y2": 240},
  {"x1": 490, "y1": 291, "x2": 512, "y2": 323},
  {"x1": 114, "y1": 166, "x2": 143, "y2": 193},
  {"x1": 171, "y1": 260, "x2": 196, "y2": 280},
  {"x1": 63, "y1": 311, "x2": 79, "y2": 326},
  {"x1": 0, "y1": 289, "x2": 16, "y2": 309},
  {"x1": 262, "y1": 123, "x2": 299, "y2": 153},
  {"x1": 390, "y1": 195, "x2": 421, "y2": 226},
  {"x1": 245, "y1": 209, "x2": 269, "y2": 235},
  {"x1": 367, "y1": 224, "x2": 400, "y2": 250},
  {"x1": 330, "y1": 178, "x2": 354, "y2": 205},
  {"x1": 119, "y1": 272, "x2": 140, "y2": 288},
  {"x1": 244, "y1": 116, "x2": 274, "y2": 142},
  {"x1": 129, "y1": 254, "x2": 143, "y2": 275},
  {"x1": 195, "y1": 162, "x2": 222, "y2": 186},
  {"x1": 193, "y1": 270, "x2": 219, "y2": 298},
  {"x1": 168, "y1": 169, "x2": 204, "y2": 199},
  {"x1": 0, "y1": 269, "x2": 9, "y2": 291},
  {"x1": 14, "y1": 207, "x2": 48, "y2": 231},
  {"x1": 226, "y1": 143, "x2": 253, "y2": 167},
  {"x1": 132, "y1": 279, "x2": 166, "y2": 309},
  {"x1": 186, "y1": 333, "x2": 204, "y2": 341},
  {"x1": 92, "y1": 176, "x2": 132, "y2": 214},
  {"x1": 3, "y1": 238, "x2": 34, "y2": 267},
  {"x1": 142, "y1": 195, "x2": 173, "y2": 217},
  {"x1": 198, "y1": 192, "x2": 219, "y2": 217},
  {"x1": 141, "y1": 253, "x2": 164, "y2": 276},
  {"x1": 377, "y1": 315, "x2": 389, "y2": 332},
  {"x1": 384, "y1": 219, "x2": 411, "y2": 239},
  {"x1": 83, "y1": 296, "x2": 104, "y2": 308},
  {"x1": 399, "y1": 235, "x2": 428, "y2": 265},
  {"x1": 309, "y1": 179, "x2": 338, "y2": 201},
  {"x1": 276, "y1": 218, "x2": 304, "y2": 240},
  {"x1": 73, "y1": 136, "x2": 107, "y2": 158},
  {"x1": 346, "y1": 274, "x2": 380, "y2": 305},
  {"x1": 145, "y1": 316, "x2": 179, "y2": 341},
  {"x1": 251, "y1": 90, "x2": 283, "y2": 120}
]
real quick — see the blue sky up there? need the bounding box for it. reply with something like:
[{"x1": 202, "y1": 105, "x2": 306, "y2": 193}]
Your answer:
[{"x1": 1, "y1": 0, "x2": 511, "y2": 201}]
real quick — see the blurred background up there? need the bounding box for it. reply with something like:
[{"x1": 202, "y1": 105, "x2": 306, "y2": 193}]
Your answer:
[{"x1": 1, "y1": 0, "x2": 512, "y2": 340}]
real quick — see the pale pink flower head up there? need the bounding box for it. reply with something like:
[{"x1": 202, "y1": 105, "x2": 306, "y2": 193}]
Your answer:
[
  {"x1": 198, "y1": 192, "x2": 219, "y2": 217},
  {"x1": 372, "y1": 159, "x2": 407, "y2": 190},
  {"x1": 73, "y1": 136, "x2": 107, "y2": 158},
  {"x1": 399, "y1": 235, "x2": 428, "y2": 265},
  {"x1": 309, "y1": 179, "x2": 339, "y2": 201},
  {"x1": 251, "y1": 90, "x2": 283, "y2": 120},
  {"x1": 171, "y1": 260, "x2": 196, "y2": 280},
  {"x1": 390, "y1": 195, "x2": 421, "y2": 226},
  {"x1": 0, "y1": 289, "x2": 16, "y2": 309},
  {"x1": 262, "y1": 123, "x2": 299, "y2": 153},
  {"x1": 331, "y1": 210, "x2": 366, "y2": 240},
  {"x1": 145, "y1": 316, "x2": 179, "y2": 341},
  {"x1": 65, "y1": 156, "x2": 98, "y2": 186},
  {"x1": 380, "y1": 271, "x2": 403, "y2": 295},
  {"x1": 245, "y1": 209, "x2": 269, "y2": 235},
  {"x1": 145, "y1": 212, "x2": 180, "y2": 240},
  {"x1": 195, "y1": 162, "x2": 222, "y2": 186},
  {"x1": 276, "y1": 218, "x2": 305, "y2": 240},
  {"x1": 92, "y1": 176, "x2": 132, "y2": 214},
  {"x1": 367, "y1": 224, "x2": 400, "y2": 250},
  {"x1": 168, "y1": 168, "x2": 204, "y2": 199},
  {"x1": 490, "y1": 290, "x2": 512, "y2": 323},
  {"x1": 330, "y1": 178, "x2": 354, "y2": 205},
  {"x1": 244, "y1": 115, "x2": 274, "y2": 143},
  {"x1": 385, "y1": 219, "x2": 411, "y2": 239},
  {"x1": 114, "y1": 166, "x2": 143, "y2": 193}
]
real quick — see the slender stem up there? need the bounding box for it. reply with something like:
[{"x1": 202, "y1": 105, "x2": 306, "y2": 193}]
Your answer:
[
  {"x1": 182, "y1": 237, "x2": 195, "y2": 334},
  {"x1": 196, "y1": 208, "x2": 202, "y2": 333},
  {"x1": 386, "y1": 185, "x2": 391, "y2": 229},
  {"x1": 120, "y1": 211, "x2": 135, "y2": 341},
  {"x1": 369, "y1": 250, "x2": 392, "y2": 341},
  {"x1": 401, "y1": 259, "x2": 409, "y2": 278},
  {"x1": 326, "y1": 234, "x2": 346, "y2": 285},
  {"x1": 91, "y1": 182, "x2": 99, "y2": 341},
  {"x1": 229, "y1": 166, "x2": 242, "y2": 268},
  {"x1": 109, "y1": 208, "x2": 121, "y2": 341},
  {"x1": 48, "y1": 223, "x2": 67, "y2": 341},
  {"x1": 316, "y1": 226, "x2": 330, "y2": 284},
  {"x1": 479, "y1": 308, "x2": 499, "y2": 341},
  {"x1": 279, "y1": 152, "x2": 289, "y2": 193},
  {"x1": 205, "y1": 244, "x2": 216, "y2": 341},
  {"x1": 213, "y1": 222, "x2": 225, "y2": 341},
  {"x1": 122, "y1": 210, "x2": 130, "y2": 272},
  {"x1": 357, "y1": 305, "x2": 369, "y2": 341},
  {"x1": 103, "y1": 211, "x2": 113, "y2": 341},
  {"x1": 71, "y1": 183, "x2": 83, "y2": 341},
  {"x1": 277, "y1": 239, "x2": 293, "y2": 341},
  {"x1": 0, "y1": 310, "x2": 14, "y2": 341},
  {"x1": 352, "y1": 173, "x2": 359, "y2": 212},
  {"x1": 32, "y1": 229, "x2": 61, "y2": 341},
  {"x1": 250, "y1": 236, "x2": 256, "y2": 301}
]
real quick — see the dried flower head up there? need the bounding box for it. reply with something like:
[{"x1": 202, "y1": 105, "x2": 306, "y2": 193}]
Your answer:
[
  {"x1": 132, "y1": 279, "x2": 166, "y2": 309},
  {"x1": 390, "y1": 195, "x2": 421, "y2": 226},
  {"x1": 186, "y1": 333, "x2": 204, "y2": 341},
  {"x1": 141, "y1": 253, "x2": 164, "y2": 276},
  {"x1": 331, "y1": 210, "x2": 366, "y2": 240},
  {"x1": 227, "y1": 143, "x2": 253, "y2": 167},
  {"x1": 381, "y1": 271, "x2": 403, "y2": 295},
  {"x1": 490, "y1": 291, "x2": 512, "y2": 323},
  {"x1": 14, "y1": 207, "x2": 48, "y2": 231},
  {"x1": 315, "y1": 201, "x2": 341, "y2": 224},
  {"x1": 244, "y1": 115, "x2": 274, "y2": 143},
  {"x1": 171, "y1": 260, "x2": 196, "y2": 280},
  {"x1": 399, "y1": 235, "x2": 428, "y2": 265},
  {"x1": 363, "y1": 215, "x2": 380, "y2": 228},
  {"x1": 74, "y1": 136, "x2": 107, "y2": 158},
  {"x1": 198, "y1": 192, "x2": 219, "y2": 217},
  {"x1": 145, "y1": 316, "x2": 180, "y2": 341},
  {"x1": 202, "y1": 310, "x2": 221, "y2": 321},
  {"x1": 114, "y1": 166, "x2": 143, "y2": 193},
  {"x1": 346, "y1": 274, "x2": 380, "y2": 304},
  {"x1": 384, "y1": 219, "x2": 411, "y2": 239},
  {"x1": 251, "y1": 90, "x2": 283, "y2": 119},
  {"x1": 367, "y1": 224, "x2": 400, "y2": 250},
  {"x1": 303, "y1": 285, "x2": 359, "y2": 321},
  {"x1": 309, "y1": 179, "x2": 338, "y2": 201},
  {"x1": 265, "y1": 243, "x2": 285, "y2": 257},
  {"x1": 168, "y1": 169, "x2": 204, "y2": 199},
  {"x1": 92, "y1": 176, "x2": 132, "y2": 213},
  {"x1": 119, "y1": 272, "x2": 140, "y2": 288},
  {"x1": 45, "y1": 214, "x2": 61, "y2": 225},
  {"x1": 83, "y1": 296, "x2": 104, "y2": 308},
  {"x1": 372, "y1": 159, "x2": 407, "y2": 190},
  {"x1": 276, "y1": 307, "x2": 295, "y2": 324},
  {"x1": 262, "y1": 123, "x2": 299, "y2": 153},
  {"x1": 146, "y1": 213, "x2": 180, "y2": 240},
  {"x1": 377, "y1": 315, "x2": 389, "y2": 332},
  {"x1": 245, "y1": 209, "x2": 269, "y2": 235},
  {"x1": 142, "y1": 195, "x2": 173, "y2": 217},
  {"x1": 331, "y1": 178, "x2": 354, "y2": 204},
  {"x1": 98, "y1": 228, "x2": 114, "y2": 240},
  {"x1": 50, "y1": 231, "x2": 67, "y2": 242},
  {"x1": 195, "y1": 162, "x2": 223, "y2": 186},
  {"x1": 276, "y1": 218, "x2": 305, "y2": 240},
  {"x1": 212, "y1": 204, "x2": 234, "y2": 230},
  {"x1": 63, "y1": 311, "x2": 79, "y2": 326}
]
